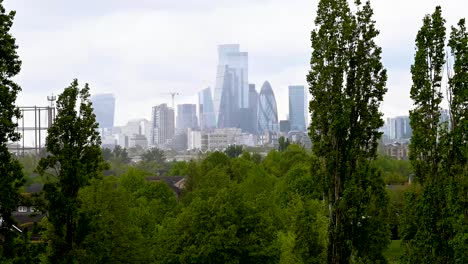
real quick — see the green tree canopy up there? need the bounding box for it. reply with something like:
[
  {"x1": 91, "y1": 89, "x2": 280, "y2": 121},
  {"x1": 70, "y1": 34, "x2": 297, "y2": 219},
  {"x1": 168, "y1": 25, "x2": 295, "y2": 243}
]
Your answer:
[
  {"x1": 141, "y1": 147, "x2": 166, "y2": 164},
  {"x1": 308, "y1": 0, "x2": 390, "y2": 262},
  {"x1": 0, "y1": 2, "x2": 25, "y2": 258},
  {"x1": 37, "y1": 79, "x2": 107, "y2": 263}
]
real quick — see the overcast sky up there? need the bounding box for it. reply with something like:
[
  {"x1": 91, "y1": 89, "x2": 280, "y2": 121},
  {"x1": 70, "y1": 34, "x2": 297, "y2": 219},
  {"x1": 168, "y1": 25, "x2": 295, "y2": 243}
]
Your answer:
[{"x1": 5, "y1": 0, "x2": 468, "y2": 126}]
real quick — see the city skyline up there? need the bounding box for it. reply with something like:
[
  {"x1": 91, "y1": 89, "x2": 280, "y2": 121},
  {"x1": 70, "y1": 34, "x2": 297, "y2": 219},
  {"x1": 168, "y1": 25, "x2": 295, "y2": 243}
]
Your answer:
[{"x1": 5, "y1": 0, "x2": 468, "y2": 126}]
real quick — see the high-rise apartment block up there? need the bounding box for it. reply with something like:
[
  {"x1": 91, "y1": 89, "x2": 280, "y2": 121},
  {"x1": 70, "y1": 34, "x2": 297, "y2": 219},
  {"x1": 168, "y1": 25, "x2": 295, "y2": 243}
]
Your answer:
[
  {"x1": 91, "y1": 93, "x2": 115, "y2": 129},
  {"x1": 150, "y1": 104, "x2": 175, "y2": 147},
  {"x1": 384, "y1": 116, "x2": 412, "y2": 143},
  {"x1": 288, "y1": 85, "x2": 307, "y2": 131}
]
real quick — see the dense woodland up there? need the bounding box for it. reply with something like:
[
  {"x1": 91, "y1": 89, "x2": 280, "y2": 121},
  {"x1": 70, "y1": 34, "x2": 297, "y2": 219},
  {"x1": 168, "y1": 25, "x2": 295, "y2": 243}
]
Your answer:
[{"x1": 0, "y1": 0, "x2": 467, "y2": 263}]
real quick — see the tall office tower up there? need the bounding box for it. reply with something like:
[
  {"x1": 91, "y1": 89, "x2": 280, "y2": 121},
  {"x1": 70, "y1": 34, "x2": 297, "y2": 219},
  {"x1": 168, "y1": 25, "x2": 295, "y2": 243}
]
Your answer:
[
  {"x1": 176, "y1": 104, "x2": 198, "y2": 130},
  {"x1": 288, "y1": 85, "x2": 307, "y2": 131},
  {"x1": 198, "y1": 87, "x2": 216, "y2": 130},
  {"x1": 150, "y1": 104, "x2": 175, "y2": 146},
  {"x1": 279, "y1": 120, "x2": 291, "y2": 133},
  {"x1": 249, "y1": 84, "x2": 258, "y2": 133},
  {"x1": 213, "y1": 44, "x2": 249, "y2": 128},
  {"x1": 91, "y1": 93, "x2": 115, "y2": 129},
  {"x1": 258, "y1": 81, "x2": 278, "y2": 133},
  {"x1": 395, "y1": 116, "x2": 412, "y2": 139},
  {"x1": 385, "y1": 116, "x2": 412, "y2": 142}
]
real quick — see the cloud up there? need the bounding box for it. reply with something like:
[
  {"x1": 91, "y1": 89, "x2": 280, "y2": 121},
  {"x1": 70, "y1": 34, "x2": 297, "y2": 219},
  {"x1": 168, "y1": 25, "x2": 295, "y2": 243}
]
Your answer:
[{"x1": 4, "y1": 0, "x2": 468, "y2": 125}]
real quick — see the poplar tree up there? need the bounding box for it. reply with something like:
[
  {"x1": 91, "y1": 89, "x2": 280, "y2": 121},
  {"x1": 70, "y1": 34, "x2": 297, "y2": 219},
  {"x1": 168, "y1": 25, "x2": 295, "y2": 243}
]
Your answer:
[
  {"x1": 37, "y1": 79, "x2": 107, "y2": 263},
  {"x1": 308, "y1": 0, "x2": 389, "y2": 263},
  {"x1": 408, "y1": 6, "x2": 445, "y2": 186},
  {"x1": 403, "y1": 7, "x2": 453, "y2": 263},
  {"x1": 446, "y1": 18, "x2": 468, "y2": 263},
  {"x1": 0, "y1": 1, "x2": 24, "y2": 258}
]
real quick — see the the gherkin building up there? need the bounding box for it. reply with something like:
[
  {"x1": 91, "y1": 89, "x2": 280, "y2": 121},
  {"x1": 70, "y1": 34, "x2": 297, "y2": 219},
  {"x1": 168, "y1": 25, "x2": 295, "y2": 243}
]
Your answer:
[{"x1": 258, "y1": 81, "x2": 278, "y2": 133}]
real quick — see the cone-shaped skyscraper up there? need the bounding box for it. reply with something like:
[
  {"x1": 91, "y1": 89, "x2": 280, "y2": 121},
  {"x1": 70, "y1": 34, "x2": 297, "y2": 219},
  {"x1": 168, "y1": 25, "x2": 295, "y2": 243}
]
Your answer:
[{"x1": 258, "y1": 81, "x2": 278, "y2": 133}]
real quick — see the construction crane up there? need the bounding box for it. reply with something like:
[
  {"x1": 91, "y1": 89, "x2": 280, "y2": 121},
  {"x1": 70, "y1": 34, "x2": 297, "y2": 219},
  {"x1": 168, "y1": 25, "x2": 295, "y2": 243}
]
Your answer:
[{"x1": 161, "y1": 92, "x2": 180, "y2": 109}]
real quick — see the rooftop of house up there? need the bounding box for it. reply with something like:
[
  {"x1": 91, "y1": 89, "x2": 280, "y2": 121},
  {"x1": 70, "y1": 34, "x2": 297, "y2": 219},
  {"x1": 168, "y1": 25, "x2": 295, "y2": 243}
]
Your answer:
[{"x1": 146, "y1": 176, "x2": 186, "y2": 196}]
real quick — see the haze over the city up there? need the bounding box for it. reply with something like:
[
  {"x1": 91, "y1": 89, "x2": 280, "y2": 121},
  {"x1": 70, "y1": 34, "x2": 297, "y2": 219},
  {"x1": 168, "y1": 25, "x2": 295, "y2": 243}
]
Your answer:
[{"x1": 5, "y1": 0, "x2": 468, "y2": 125}]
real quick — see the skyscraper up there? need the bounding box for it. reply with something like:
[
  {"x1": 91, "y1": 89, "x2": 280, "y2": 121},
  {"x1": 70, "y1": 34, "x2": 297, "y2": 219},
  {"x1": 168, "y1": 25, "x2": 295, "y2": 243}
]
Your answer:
[
  {"x1": 258, "y1": 81, "x2": 278, "y2": 133},
  {"x1": 176, "y1": 104, "x2": 198, "y2": 130},
  {"x1": 248, "y1": 84, "x2": 259, "y2": 134},
  {"x1": 288, "y1": 85, "x2": 307, "y2": 131},
  {"x1": 198, "y1": 87, "x2": 216, "y2": 130},
  {"x1": 385, "y1": 116, "x2": 412, "y2": 142},
  {"x1": 91, "y1": 93, "x2": 115, "y2": 129},
  {"x1": 213, "y1": 44, "x2": 249, "y2": 128},
  {"x1": 150, "y1": 104, "x2": 175, "y2": 146}
]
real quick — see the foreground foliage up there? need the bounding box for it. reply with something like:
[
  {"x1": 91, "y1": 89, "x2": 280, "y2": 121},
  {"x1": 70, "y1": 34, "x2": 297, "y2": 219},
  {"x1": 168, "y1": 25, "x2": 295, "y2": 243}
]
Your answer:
[
  {"x1": 403, "y1": 7, "x2": 468, "y2": 264},
  {"x1": 36, "y1": 80, "x2": 107, "y2": 263},
  {"x1": 308, "y1": 0, "x2": 390, "y2": 262},
  {"x1": 0, "y1": 1, "x2": 25, "y2": 260}
]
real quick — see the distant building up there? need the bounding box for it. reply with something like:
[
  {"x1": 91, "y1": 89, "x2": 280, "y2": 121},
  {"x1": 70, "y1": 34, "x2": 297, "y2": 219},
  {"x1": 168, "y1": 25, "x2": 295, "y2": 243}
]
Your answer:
[
  {"x1": 383, "y1": 116, "x2": 412, "y2": 143},
  {"x1": 206, "y1": 128, "x2": 242, "y2": 151},
  {"x1": 168, "y1": 130, "x2": 188, "y2": 152},
  {"x1": 384, "y1": 142, "x2": 409, "y2": 160},
  {"x1": 279, "y1": 120, "x2": 291, "y2": 134},
  {"x1": 288, "y1": 131, "x2": 312, "y2": 149},
  {"x1": 244, "y1": 84, "x2": 259, "y2": 134},
  {"x1": 129, "y1": 134, "x2": 148, "y2": 149},
  {"x1": 198, "y1": 87, "x2": 216, "y2": 130},
  {"x1": 191, "y1": 128, "x2": 254, "y2": 151},
  {"x1": 118, "y1": 119, "x2": 150, "y2": 149},
  {"x1": 177, "y1": 104, "x2": 198, "y2": 130},
  {"x1": 187, "y1": 129, "x2": 202, "y2": 150},
  {"x1": 121, "y1": 119, "x2": 150, "y2": 137},
  {"x1": 150, "y1": 104, "x2": 175, "y2": 147},
  {"x1": 101, "y1": 134, "x2": 117, "y2": 149},
  {"x1": 258, "y1": 81, "x2": 278, "y2": 133},
  {"x1": 213, "y1": 44, "x2": 249, "y2": 128},
  {"x1": 288, "y1": 85, "x2": 307, "y2": 131},
  {"x1": 91, "y1": 93, "x2": 115, "y2": 129}
]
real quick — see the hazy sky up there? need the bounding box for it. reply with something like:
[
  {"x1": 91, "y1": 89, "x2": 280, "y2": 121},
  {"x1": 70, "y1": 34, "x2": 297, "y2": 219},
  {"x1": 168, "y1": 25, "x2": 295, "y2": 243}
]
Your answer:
[{"x1": 4, "y1": 0, "x2": 468, "y2": 125}]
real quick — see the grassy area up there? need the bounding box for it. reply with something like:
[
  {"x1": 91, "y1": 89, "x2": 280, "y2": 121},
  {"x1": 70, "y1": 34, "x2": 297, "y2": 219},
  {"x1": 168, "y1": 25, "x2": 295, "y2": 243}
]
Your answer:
[{"x1": 385, "y1": 240, "x2": 403, "y2": 263}]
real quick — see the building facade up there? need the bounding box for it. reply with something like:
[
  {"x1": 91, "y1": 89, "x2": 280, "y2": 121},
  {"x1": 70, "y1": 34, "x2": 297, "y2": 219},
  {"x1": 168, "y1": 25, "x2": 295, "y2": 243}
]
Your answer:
[
  {"x1": 258, "y1": 81, "x2": 278, "y2": 133},
  {"x1": 288, "y1": 85, "x2": 307, "y2": 131},
  {"x1": 176, "y1": 104, "x2": 198, "y2": 130},
  {"x1": 150, "y1": 104, "x2": 175, "y2": 147},
  {"x1": 213, "y1": 44, "x2": 249, "y2": 128},
  {"x1": 91, "y1": 93, "x2": 115, "y2": 129},
  {"x1": 198, "y1": 87, "x2": 216, "y2": 130},
  {"x1": 279, "y1": 120, "x2": 291, "y2": 134},
  {"x1": 243, "y1": 83, "x2": 259, "y2": 135},
  {"x1": 384, "y1": 116, "x2": 412, "y2": 143}
]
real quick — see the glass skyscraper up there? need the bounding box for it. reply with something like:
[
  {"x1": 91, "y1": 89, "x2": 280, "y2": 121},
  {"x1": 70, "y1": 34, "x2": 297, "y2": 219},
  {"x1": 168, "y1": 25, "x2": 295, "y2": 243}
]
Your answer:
[
  {"x1": 213, "y1": 44, "x2": 249, "y2": 128},
  {"x1": 288, "y1": 85, "x2": 307, "y2": 131},
  {"x1": 258, "y1": 81, "x2": 278, "y2": 133},
  {"x1": 91, "y1": 93, "x2": 115, "y2": 129},
  {"x1": 198, "y1": 87, "x2": 216, "y2": 130},
  {"x1": 176, "y1": 104, "x2": 198, "y2": 130}
]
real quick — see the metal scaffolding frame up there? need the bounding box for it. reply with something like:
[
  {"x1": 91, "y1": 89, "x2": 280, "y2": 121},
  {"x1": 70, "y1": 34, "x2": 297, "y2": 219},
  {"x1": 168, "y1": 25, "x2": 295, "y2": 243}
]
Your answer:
[{"x1": 10, "y1": 106, "x2": 56, "y2": 156}]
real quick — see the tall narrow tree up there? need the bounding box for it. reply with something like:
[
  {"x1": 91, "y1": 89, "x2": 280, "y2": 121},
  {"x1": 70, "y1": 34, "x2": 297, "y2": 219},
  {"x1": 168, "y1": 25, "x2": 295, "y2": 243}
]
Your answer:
[
  {"x1": 446, "y1": 18, "x2": 468, "y2": 263},
  {"x1": 0, "y1": 2, "x2": 24, "y2": 258},
  {"x1": 308, "y1": 0, "x2": 389, "y2": 263},
  {"x1": 37, "y1": 79, "x2": 107, "y2": 263},
  {"x1": 408, "y1": 6, "x2": 445, "y2": 186},
  {"x1": 447, "y1": 19, "x2": 468, "y2": 185},
  {"x1": 403, "y1": 7, "x2": 452, "y2": 263}
]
